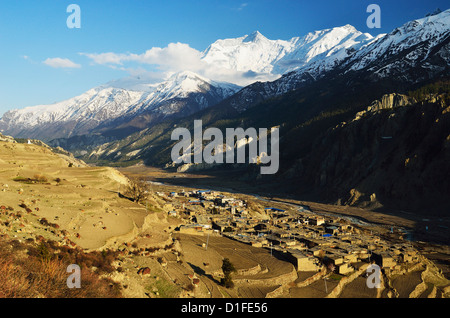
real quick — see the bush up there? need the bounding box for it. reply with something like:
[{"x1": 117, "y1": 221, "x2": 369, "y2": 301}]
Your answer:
[
  {"x1": 124, "y1": 177, "x2": 150, "y2": 203},
  {"x1": 220, "y1": 276, "x2": 234, "y2": 289},
  {"x1": 185, "y1": 283, "x2": 195, "y2": 292},
  {"x1": 33, "y1": 174, "x2": 48, "y2": 183},
  {"x1": 13, "y1": 175, "x2": 48, "y2": 184},
  {"x1": 220, "y1": 258, "x2": 236, "y2": 289}
]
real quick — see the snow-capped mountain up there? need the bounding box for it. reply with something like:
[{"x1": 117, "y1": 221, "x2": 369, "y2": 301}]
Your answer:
[
  {"x1": 202, "y1": 30, "x2": 296, "y2": 74},
  {"x1": 0, "y1": 71, "x2": 241, "y2": 140},
  {"x1": 0, "y1": 25, "x2": 378, "y2": 141},
  {"x1": 197, "y1": 25, "x2": 383, "y2": 112},
  {"x1": 202, "y1": 26, "x2": 378, "y2": 76},
  {"x1": 140, "y1": 71, "x2": 240, "y2": 115},
  {"x1": 1, "y1": 87, "x2": 147, "y2": 128},
  {"x1": 225, "y1": 9, "x2": 450, "y2": 112},
  {"x1": 341, "y1": 8, "x2": 450, "y2": 80}
]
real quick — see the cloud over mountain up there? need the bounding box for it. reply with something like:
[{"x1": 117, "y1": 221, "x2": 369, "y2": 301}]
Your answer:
[
  {"x1": 79, "y1": 26, "x2": 378, "y2": 87},
  {"x1": 80, "y1": 41, "x2": 279, "y2": 87}
]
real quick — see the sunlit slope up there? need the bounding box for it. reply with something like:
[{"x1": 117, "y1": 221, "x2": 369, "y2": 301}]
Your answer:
[{"x1": 0, "y1": 141, "x2": 152, "y2": 250}]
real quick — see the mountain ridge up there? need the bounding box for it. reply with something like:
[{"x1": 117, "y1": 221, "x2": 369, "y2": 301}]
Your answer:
[
  {"x1": 0, "y1": 71, "x2": 241, "y2": 141},
  {"x1": 0, "y1": 23, "x2": 384, "y2": 141}
]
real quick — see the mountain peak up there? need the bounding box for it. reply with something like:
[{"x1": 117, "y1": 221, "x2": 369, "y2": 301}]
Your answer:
[
  {"x1": 337, "y1": 24, "x2": 358, "y2": 32},
  {"x1": 423, "y1": 7, "x2": 450, "y2": 23},
  {"x1": 243, "y1": 31, "x2": 266, "y2": 42},
  {"x1": 391, "y1": 8, "x2": 450, "y2": 38},
  {"x1": 170, "y1": 70, "x2": 203, "y2": 80},
  {"x1": 425, "y1": 8, "x2": 442, "y2": 17}
]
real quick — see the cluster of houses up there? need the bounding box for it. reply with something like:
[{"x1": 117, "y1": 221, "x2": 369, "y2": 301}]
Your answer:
[{"x1": 159, "y1": 189, "x2": 419, "y2": 276}]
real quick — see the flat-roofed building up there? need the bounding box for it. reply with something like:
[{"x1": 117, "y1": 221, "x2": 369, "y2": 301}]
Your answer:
[{"x1": 286, "y1": 250, "x2": 321, "y2": 271}]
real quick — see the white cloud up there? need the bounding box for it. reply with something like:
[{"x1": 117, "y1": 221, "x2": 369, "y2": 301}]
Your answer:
[
  {"x1": 79, "y1": 52, "x2": 128, "y2": 65},
  {"x1": 43, "y1": 57, "x2": 81, "y2": 69},
  {"x1": 237, "y1": 3, "x2": 248, "y2": 11},
  {"x1": 80, "y1": 42, "x2": 278, "y2": 86},
  {"x1": 80, "y1": 43, "x2": 203, "y2": 71},
  {"x1": 134, "y1": 43, "x2": 204, "y2": 72}
]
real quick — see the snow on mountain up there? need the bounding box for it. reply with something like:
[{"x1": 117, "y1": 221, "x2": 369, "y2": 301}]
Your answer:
[
  {"x1": 147, "y1": 71, "x2": 239, "y2": 103},
  {"x1": 202, "y1": 26, "x2": 378, "y2": 76},
  {"x1": 0, "y1": 71, "x2": 240, "y2": 139},
  {"x1": 1, "y1": 25, "x2": 378, "y2": 138},
  {"x1": 343, "y1": 9, "x2": 450, "y2": 76},
  {"x1": 206, "y1": 26, "x2": 380, "y2": 112},
  {"x1": 201, "y1": 31, "x2": 296, "y2": 74},
  {"x1": 132, "y1": 71, "x2": 240, "y2": 116},
  {"x1": 5, "y1": 9, "x2": 448, "y2": 141},
  {"x1": 274, "y1": 25, "x2": 378, "y2": 76},
  {"x1": 214, "y1": 10, "x2": 450, "y2": 113},
  {"x1": 0, "y1": 87, "x2": 149, "y2": 128}
]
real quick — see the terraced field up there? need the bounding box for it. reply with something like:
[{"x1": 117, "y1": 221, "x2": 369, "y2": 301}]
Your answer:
[
  {"x1": 175, "y1": 233, "x2": 296, "y2": 297},
  {"x1": 338, "y1": 276, "x2": 378, "y2": 298}
]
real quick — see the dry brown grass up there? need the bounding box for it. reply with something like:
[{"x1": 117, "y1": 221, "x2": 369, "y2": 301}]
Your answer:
[{"x1": 0, "y1": 237, "x2": 122, "y2": 298}]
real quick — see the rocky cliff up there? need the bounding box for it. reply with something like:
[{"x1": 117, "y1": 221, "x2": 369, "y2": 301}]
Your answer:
[{"x1": 287, "y1": 90, "x2": 450, "y2": 215}]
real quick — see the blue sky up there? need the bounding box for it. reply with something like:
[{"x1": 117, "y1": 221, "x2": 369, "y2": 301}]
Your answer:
[{"x1": 0, "y1": 0, "x2": 448, "y2": 115}]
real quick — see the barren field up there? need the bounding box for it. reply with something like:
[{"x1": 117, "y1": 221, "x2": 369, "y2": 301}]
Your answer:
[
  {"x1": 391, "y1": 270, "x2": 424, "y2": 298},
  {"x1": 338, "y1": 276, "x2": 378, "y2": 298},
  {"x1": 288, "y1": 278, "x2": 339, "y2": 298},
  {"x1": 0, "y1": 142, "x2": 166, "y2": 251}
]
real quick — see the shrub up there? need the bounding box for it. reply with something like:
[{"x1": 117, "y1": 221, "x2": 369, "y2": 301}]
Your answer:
[
  {"x1": 221, "y1": 275, "x2": 234, "y2": 289},
  {"x1": 185, "y1": 283, "x2": 195, "y2": 292},
  {"x1": 124, "y1": 177, "x2": 150, "y2": 203},
  {"x1": 33, "y1": 174, "x2": 48, "y2": 183},
  {"x1": 220, "y1": 258, "x2": 236, "y2": 289},
  {"x1": 13, "y1": 175, "x2": 48, "y2": 184}
]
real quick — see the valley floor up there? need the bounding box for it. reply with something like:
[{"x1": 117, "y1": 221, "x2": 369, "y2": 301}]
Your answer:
[{"x1": 115, "y1": 164, "x2": 450, "y2": 298}]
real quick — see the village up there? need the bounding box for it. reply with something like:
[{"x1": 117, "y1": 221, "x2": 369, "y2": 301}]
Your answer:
[
  {"x1": 0, "y1": 139, "x2": 448, "y2": 299},
  {"x1": 155, "y1": 188, "x2": 421, "y2": 277}
]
